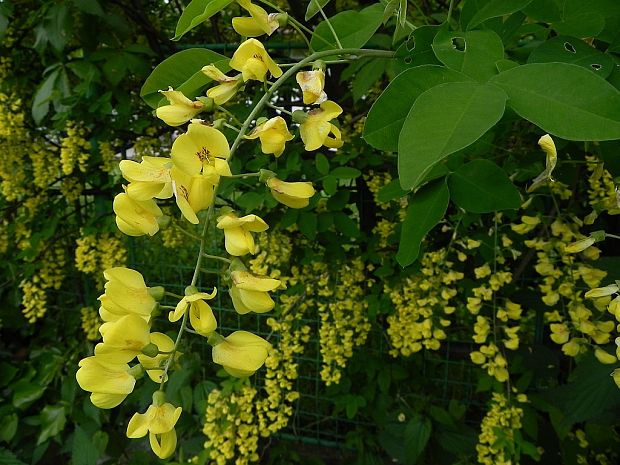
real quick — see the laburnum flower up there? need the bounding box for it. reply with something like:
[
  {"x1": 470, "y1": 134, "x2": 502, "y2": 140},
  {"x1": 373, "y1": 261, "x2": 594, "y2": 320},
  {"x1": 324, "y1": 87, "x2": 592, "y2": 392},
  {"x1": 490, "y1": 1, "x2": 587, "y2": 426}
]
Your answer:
[
  {"x1": 169, "y1": 287, "x2": 217, "y2": 322},
  {"x1": 296, "y1": 70, "x2": 327, "y2": 104},
  {"x1": 585, "y1": 284, "x2": 619, "y2": 298},
  {"x1": 171, "y1": 122, "x2": 230, "y2": 177},
  {"x1": 216, "y1": 211, "x2": 268, "y2": 256},
  {"x1": 233, "y1": 0, "x2": 280, "y2": 37},
  {"x1": 298, "y1": 100, "x2": 344, "y2": 151},
  {"x1": 155, "y1": 87, "x2": 204, "y2": 126},
  {"x1": 137, "y1": 332, "x2": 175, "y2": 383},
  {"x1": 210, "y1": 330, "x2": 271, "y2": 377},
  {"x1": 94, "y1": 314, "x2": 152, "y2": 363},
  {"x1": 98, "y1": 267, "x2": 162, "y2": 322},
  {"x1": 527, "y1": 134, "x2": 557, "y2": 193},
  {"x1": 266, "y1": 177, "x2": 315, "y2": 208},
  {"x1": 201, "y1": 65, "x2": 243, "y2": 105},
  {"x1": 119, "y1": 157, "x2": 173, "y2": 201},
  {"x1": 171, "y1": 167, "x2": 224, "y2": 224},
  {"x1": 189, "y1": 299, "x2": 218, "y2": 336},
  {"x1": 127, "y1": 392, "x2": 182, "y2": 460},
  {"x1": 114, "y1": 191, "x2": 163, "y2": 237},
  {"x1": 229, "y1": 270, "x2": 280, "y2": 314},
  {"x1": 244, "y1": 116, "x2": 294, "y2": 157},
  {"x1": 229, "y1": 38, "x2": 282, "y2": 82},
  {"x1": 76, "y1": 356, "x2": 138, "y2": 408},
  {"x1": 565, "y1": 236, "x2": 596, "y2": 253}
]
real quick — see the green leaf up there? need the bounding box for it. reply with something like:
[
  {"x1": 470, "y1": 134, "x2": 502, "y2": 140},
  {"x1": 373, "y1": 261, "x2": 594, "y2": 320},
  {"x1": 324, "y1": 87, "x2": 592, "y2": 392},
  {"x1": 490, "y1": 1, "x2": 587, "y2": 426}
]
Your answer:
[
  {"x1": 364, "y1": 65, "x2": 471, "y2": 152},
  {"x1": 448, "y1": 160, "x2": 521, "y2": 212},
  {"x1": 396, "y1": 180, "x2": 449, "y2": 267},
  {"x1": 173, "y1": 0, "x2": 234, "y2": 40},
  {"x1": 330, "y1": 167, "x2": 361, "y2": 179},
  {"x1": 37, "y1": 404, "x2": 66, "y2": 445},
  {"x1": 527, "y1": 35, "x2": 614, "y2": 79},
  {"x1": 311, "y1": 3, "x2": 384, "y2": 52},
  {"x1": 490, "y1": 62, "x2": 620, "y2": 140},
  {"x1": 72, "y1": 0, "x2": 104, "y2": 16},
  {"x1": 315, "y1": 153, "x2": 330, "y2": 175},
  {"x1": 393, "y1": 25, "x2": 442, "y2": 71},
  {"x1": 552, "y1": 0, "x2": 605, "y2": 37},
  {"x1": 0, "y1": 448, "x2": 27, "y2": 465},
  {"x1": 305, "y1": 0, "x2": 332, "y2": 20},
  {"x1": 298, "y1": 213, "x2": 318, "y2": 240},
  {"x1": 32, "y1": 69, "x2": 59, "y2": 124},
  {"x1": 0, "y1": 414, "x2": 18, "y2": 442},
  {"x1": 140, "y1": 48, "x2": 228, "y2": 108},
  {"x1": 403, "y1": 415, "x2": 432, "y2": 463},
  {"x1": 398, "y1": 82, "x2": 507, "y2": 190},
  {"x1": 432, "y1": 28, "x2": 505, "y2": 82},
  {"x1": 72, "y1": 426, "x2": 100, "y2": 465},
  {"x1": 462, "y1": 0, "x2": 534, "y2": 30},
  {"x1": 334, "y1": 212, "x2": 360, "y2": 237},
  {"x1": 377, "y1": 180, "x2": 408, "y2": 203},
  {"x1": 11, "y1": 381, "x2": 46, "y2": 409},
  {"x1": 352, "y1": 58, "x2": 387, "y2": 102},
  {"x1": 323, "y1": 175, "x2": 337, "y2": 195}
]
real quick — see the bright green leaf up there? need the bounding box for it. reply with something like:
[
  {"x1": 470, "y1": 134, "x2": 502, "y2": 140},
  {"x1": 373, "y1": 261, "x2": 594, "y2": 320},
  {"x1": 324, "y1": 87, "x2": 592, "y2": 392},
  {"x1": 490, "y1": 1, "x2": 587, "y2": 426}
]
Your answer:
[
  {"x1": 490, "y1": 62, "x2": 620, "y2": 140},
  {"x1": 72, "y1": 426, "x2": 100, "y2": 465},
  {"x1": 12, "y1": 381, "x2": 46, "y2": 409},
  {"x1": 432, "y1": 28, "x2": 505, "y2": 82},
  {"x1": 330, "y1": 167, "x2": 361, "y2": 179},
  {"x1": 396, "y1": 179, "x2": 449, "y2": 267},
  {"x1": 32, "y1": 69, "x2": 59, "y2": 124},
  {"x1": 398, "y1": 82, "x2": 507, "y2": 190},
  {"x1": 173, "y1": 0, "x2": 234, "y2": 40},
  {"x1": 37, "y1": 404, "x2": 66, "y2": 445},
  {"x1": 311, "y1": 3, "x2": 384, "y2": 51},
  {"x1": 140, "y1": 48, "x2": 228, "y2": 108},
  {"x1": 316, "y1": 153, "x2": 330, "y2": 175},
  {"x1": 377, "y1": 179, "x2": 408, "y2": 203},
  {"x1": 448, "y1": 160, "x2": 521, "y2": 213},
  {"x1": 364, "y1": 65, "x2": 472, "y2": 152}
]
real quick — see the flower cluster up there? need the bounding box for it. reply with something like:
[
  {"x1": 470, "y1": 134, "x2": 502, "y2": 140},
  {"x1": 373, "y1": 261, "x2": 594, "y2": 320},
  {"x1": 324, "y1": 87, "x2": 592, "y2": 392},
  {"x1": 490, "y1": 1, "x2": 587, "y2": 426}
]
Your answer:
[{"x1": 75, "y1": 232, "x2": 127, "y2": 278}]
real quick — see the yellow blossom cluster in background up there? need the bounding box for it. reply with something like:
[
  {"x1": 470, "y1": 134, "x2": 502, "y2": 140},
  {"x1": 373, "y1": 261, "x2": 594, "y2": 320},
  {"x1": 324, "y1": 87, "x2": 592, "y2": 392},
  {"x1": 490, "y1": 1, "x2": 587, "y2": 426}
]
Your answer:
[
  {"x1": 75, "y1": 232, "x2": 128, "y2": 278},
  {"x1": 60, "y1": 121, "x2": 91, "y2": 175},
  {"x1": 387, "y1": 248, "x2": 460, "y2": 357},
  {"x1": 80, "y1": 306, "x2": 100, "y2": 340}
]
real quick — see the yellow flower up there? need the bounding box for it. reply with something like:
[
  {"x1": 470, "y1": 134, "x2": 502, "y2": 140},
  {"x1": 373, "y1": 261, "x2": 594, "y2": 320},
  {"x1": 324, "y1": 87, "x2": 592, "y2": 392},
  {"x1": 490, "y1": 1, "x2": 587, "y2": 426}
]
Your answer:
[
  {"x1": 95, "y1": 314, "x2": 152, "y2": 363},
  {"x1": 613, "y1": 369, "x2": 620, "y2": 388},
  {"x1": 211, "y1": 330, "x2": 271, "y2": 377},
  {"x1": 155, "y1": 87, "x2": 204, "y2": 126},
  {"x1": 229, "y1": 38, "x2": 282, "y2": 82},
  {"x1": 98, "y1": 267, "x2": 161, "y2": 322},
  {"x1": 565, "y1": 236, "x2": 596, "y2": 254},
  {"x1": 119, "y1": 156, "x2": 173, "y2": 201},
  {"x1": 296, "y1": 70, "x2": 327, "y2": 104},
  {"x1": 113, "y1": 192, "x2": 163, "y2": 237},
  {"x1": 233, "y1": 0, "x2": 279, "y2": 37},
  {"x1": 170, "y1": 168, "x2": 222, "y2": 225},
  {"x1": 585, "y1": 284, "x2": 619, "y2": 298},
  {"x1": 266, "y1": 177, "x2": 315, "y2": 208},
  {"x1": 244, "y1": 116, "x2": 294, "y2": 157},
  {"x1": 594, "y1": 348, "x2": 617, "y2": 364},
  {"x1": 76, "y1": 356, "x2": 137, "y2": 408},
  {"x1": 127, "y1": 393, "x2": 182, "y2": 460},
  {"x1": 229, "y1": 270, "x2": 280, "y2": 314},
  {"x1": 169, "y1": 288, "x2": 217, "y2": 322},
  {"x1": 298, "y1": 100, "x2": 343, "y2": 151},
  {"x1": 216, "y1": 211, "x2": 268, "y2": 256},
  {"x1": 137, "y1": 332, "x2": 175, "y2": 383},
  {"x1": 527, "y1": 134, "x2": 557, "y2": 192},
  {"x1": 171, "y1": 122, "x2": 230, "y2": 177},
  {"x1": 201, "y1": 65, "x2": 243, "y2": 105}
]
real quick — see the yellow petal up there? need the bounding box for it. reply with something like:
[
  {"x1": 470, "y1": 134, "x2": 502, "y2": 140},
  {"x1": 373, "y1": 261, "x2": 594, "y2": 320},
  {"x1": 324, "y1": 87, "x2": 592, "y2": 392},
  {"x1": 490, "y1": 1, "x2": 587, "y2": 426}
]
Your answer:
[
  {"x1": 171, "y1": 123, "x2": 230, "y2": 177},
  {"x1": 127, "y1": 412, "x2": 150, "y2": 438},
  {"x1": 231, "y1": 270, "x2": 280, "y2": 291},
  {"x1": 211, "y1": 330, "x2": 271, "y2": 377},
  {"x1": 90, "y1": 392, "x2": 128, "y2": 409},
  {"x1": 146, "y1": 404, "x2": 183, "y2": 434},
  {"x1": 76, "y1": 356, "x2": 135, "y2": 395},
  {"x1": 224, "y1": 226, "x2": 254, "y2": 256},
  {"x1": 296, "y1": 70, "x2": 327, "y2": 105},
  {"x1": 267, "y1": 178, "x2": 314, "y2": 198},
  {"x1": 237, "y1": 288, "x2": 274, "y2": 313},
  {"x1": 229, "y1": 39, "x2": 282, "y2": 82},
  {"x1": 149, "y1": 429, "x2": 177, "y2": 459},
  {"x1": 229, "y1": 287, "x2": 252, "y2": 314},
  {"x1": 232, "y1": 16, "x2": 269, "y2": 37},
  {"x1": 113, "y1": 193, "x2": 162, "y2": 236},
  {"x1": 190, "y1": 299, "x2": 218, "y2": 335}
]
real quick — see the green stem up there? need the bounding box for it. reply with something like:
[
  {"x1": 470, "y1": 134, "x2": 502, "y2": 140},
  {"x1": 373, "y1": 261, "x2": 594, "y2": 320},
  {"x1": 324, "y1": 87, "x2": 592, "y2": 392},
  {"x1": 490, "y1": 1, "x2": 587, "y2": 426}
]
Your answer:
[
  {"x1": 266, "y1": 101, "x2": 293, "y2": 115},
  {"x1": 165, "y1": 291, "x2": 184, "y2": 299},
  {"x1": 223, "y1": 122, "x2": 241, "y2": 132},
  {"x1": 173, "y1": 223, "x2": 201, "y2": 241},
  {"x1": 203, "y1": 253, "x2": 232, "y2": 264},
  {"x1": 606, "y1": 233, "x2": 620, "y2": 240},
  {"x1": 447, "y1": 0, "x2": 456, "y2": 25},
  {"x1": 217, "y1": 105, "x2": 243, "y2": 126},
  {"x1": 227, "y1": 172, "x2": 261, "y2": 179},
  {"x1": 159, "y1": 305, "x2": 177, "y2": 310},
  {"x1": 317, "y1": 2, "x2": 343, "y2": 49}
]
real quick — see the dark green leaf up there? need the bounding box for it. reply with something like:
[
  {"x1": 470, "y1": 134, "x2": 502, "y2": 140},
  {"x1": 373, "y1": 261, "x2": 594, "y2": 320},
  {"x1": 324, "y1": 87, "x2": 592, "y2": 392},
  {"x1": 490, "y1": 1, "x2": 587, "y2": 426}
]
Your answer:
[
  {"x1": 0, "y1": 448, "x2": 27, "y2": 465},
  {"x1": 377, "y1": 180, "x2": 408, "y2": 203},
  {"x1": 462, "y1": 0, "x2": 534, "y2": 30},
  {"x1": 140, "y1": 49, "x2": 228, "y2": 108},
  {"x1": 326, "y1": 190, "x2": 350, "y2": 210},
  {"x1": 448, "y1": 160, "x2": 521, "y2": 212},
  {"x1": 323, "y1": 175, "x2": 337, "y2": 195},
  {"x1": 32, "y1": 69, "x2": 59, "y2": 124},
  {"x1": 298, "y1": 213, "x2": 318, "y2": 240},
  {"x1": 552, "y1": 0, "x2": 605, "y2": 37},
  {"x1": 352, "y1": 59, "x2": 387, "y2": 102},
  {"x1": 364, "y1": 65, "x2": 471, "y2": 152},
  {"x1": 72, "y1": 426, "x2": 100, "y2": 465},
  {"x1": 315, "y1": 153, "x2": 330, "y2": 175},
  {"x1": 11, "y1": 381, "x2": 46, "y2": 409},
  {"x1": 334, "y1": 213, "x2": 360, "y2": 237},
  {"x1": 403, "y1": 415, "x2": 432, "y2": 463},
  {"x1": 398, "y1": 82, "x2": 507, "y2": 190},
  {"x1": 37, "y1": 404, "x2": 66, "y2": 445},
  {"x1": 528, "y1": 36, "x2": 614, "y2": 78},
  {"x1": 490, "y1": 62, "x2": 620, "y2": 140},
  {"x1": 330, "y1": 167, "x2": 361, "y2": 179},
  {"x1": 396, "y1": 180, "x2": 449, "y2": 267},
  {"x1": 280, "y1": 209, "x2": 299, "y2": 228},
  {"x1": 72, "y1": 0, "x2": 104, "y2": 16},
  {"x1": 432, "y1": 28, "x2": 505, "y2": 82},
  {"x1": 305, "y1": 0, "x2": 332, "y2": 20},
  {"x1": 311, "y1": 4, "x2": 384, "y2": 52},
  {"x1": 173, "y1": 0, "x2": 235, "y2": 40},
  {"x1": 0, "y1": 414, "x2": 18, "y2": 442}
]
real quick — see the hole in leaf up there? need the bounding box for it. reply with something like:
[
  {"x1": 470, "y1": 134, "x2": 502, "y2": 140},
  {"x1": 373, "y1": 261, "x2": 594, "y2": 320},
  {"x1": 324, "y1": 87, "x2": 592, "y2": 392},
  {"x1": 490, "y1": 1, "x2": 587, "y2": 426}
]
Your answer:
[
  {"x1": 564, "y1": 41, "x2": 576, "y2": 53},
  {"x1": 404, "y1": 57, "x2": 412, "y2": 64},
  {"x1": 591, "y1": 63, "x2": 602, "y2": 71},
  {"x1": 451, "y1": 37, "x2": 466, "y2": 52}
]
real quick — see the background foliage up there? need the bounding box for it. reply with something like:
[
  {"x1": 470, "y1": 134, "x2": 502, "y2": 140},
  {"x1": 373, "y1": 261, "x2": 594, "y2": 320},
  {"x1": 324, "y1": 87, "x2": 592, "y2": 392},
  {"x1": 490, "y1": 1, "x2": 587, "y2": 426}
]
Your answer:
[{"x1": 2, "y1": 0, "x2": 620, "y2": 464}]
